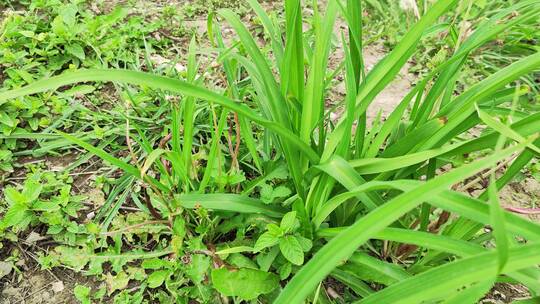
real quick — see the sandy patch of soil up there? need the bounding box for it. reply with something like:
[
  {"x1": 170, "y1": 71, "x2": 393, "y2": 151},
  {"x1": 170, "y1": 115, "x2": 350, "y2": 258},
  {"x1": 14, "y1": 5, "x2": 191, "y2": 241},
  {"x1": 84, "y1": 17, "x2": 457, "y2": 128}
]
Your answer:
[{"x1": 1, "y1": 268, "x2": 99, "y2": 304}]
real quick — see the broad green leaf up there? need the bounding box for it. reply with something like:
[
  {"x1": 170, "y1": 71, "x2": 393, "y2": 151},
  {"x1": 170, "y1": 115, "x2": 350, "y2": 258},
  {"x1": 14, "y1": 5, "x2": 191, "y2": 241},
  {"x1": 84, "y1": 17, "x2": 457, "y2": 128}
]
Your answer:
[
  {"x1": 280, "y1": 211, "x2": 297, "y2": 233},
  {"x1": 105, "y1": 271, "x2": 130, "y2": 295},
  {"x1": 147, "y1": 270, "x2": 169, "y2": 288},
  {"x1": 279, "y1": 262, "x2": 292, "y2": 280},
  {"x1": 32, "y1": 200, "x2": 61, "y2": 212},
  {"x1": 1, "y1": 203, "x2": 30, "y2": 228},
  {"x1": 280, "y1": 235, "x2": 304, "y2": 265},
  {"x1": 172, "y1": 217, "x2": 186, "y2": 238},
  {"x1": 211, "y1": 268, "x2": 279, "y2": 300},
  {"x1": 66, "y1": 43, "x2": 85, "y2": 60},
  {"x1": 254, "y1": 232, "x2": 280, "y2": 252},
  {"x1": 295, "y1": 235, "x2": 313, "y2": 252},
  {"x1": 22, "y1": 177, "x2": 42, "y2": 203},
  {"x1": 4, "y1": 187, "x2": 25, "y2": 206}
]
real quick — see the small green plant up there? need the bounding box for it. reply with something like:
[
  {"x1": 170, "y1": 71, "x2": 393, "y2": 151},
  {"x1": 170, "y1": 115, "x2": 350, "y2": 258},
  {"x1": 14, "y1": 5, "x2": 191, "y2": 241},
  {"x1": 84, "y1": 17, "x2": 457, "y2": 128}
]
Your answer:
[
  {"x1": 0, "y1": 170, "x2": 87, "y2": 245},
  {"x1": 254, "y1": 211, "x2": 312, "y2": 267}
]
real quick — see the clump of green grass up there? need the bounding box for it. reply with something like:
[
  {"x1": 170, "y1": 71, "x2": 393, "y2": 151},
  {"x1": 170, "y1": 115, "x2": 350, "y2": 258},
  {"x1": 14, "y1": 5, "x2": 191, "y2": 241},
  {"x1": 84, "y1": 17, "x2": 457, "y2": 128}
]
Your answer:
[{"x1": 1, "y1": 0, "x2": 540, "y2": 303}]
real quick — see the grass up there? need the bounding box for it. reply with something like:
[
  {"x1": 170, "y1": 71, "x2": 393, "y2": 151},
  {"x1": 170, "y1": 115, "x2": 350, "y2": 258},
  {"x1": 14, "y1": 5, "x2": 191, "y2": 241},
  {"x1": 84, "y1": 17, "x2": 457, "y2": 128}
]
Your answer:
[{"x1": 1, "y1": 0, "x2": 540, "y2": 303}]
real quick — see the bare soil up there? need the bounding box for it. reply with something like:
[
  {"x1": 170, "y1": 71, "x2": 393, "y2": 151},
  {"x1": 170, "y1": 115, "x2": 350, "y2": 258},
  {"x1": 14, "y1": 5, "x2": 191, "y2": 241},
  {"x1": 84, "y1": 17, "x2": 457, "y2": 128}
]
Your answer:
[{"x1": 0, "y1": 268, "x2": 99, "y2": 304}]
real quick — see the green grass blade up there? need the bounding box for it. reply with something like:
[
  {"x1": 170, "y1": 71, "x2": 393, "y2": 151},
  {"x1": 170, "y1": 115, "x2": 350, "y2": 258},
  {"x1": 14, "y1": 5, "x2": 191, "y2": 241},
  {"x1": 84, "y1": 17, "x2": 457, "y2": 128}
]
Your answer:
[
  {"x1": 300, "y1": 1, "x2": 338, "y2": 144},
  {"x1": 420, "y1": 52, "x2": 540, "y2": 151},
  {"x1": 56, "y1": 130, "x2": 169, "y2": 193},
  {"x1": 349, "y1": 252, "x2": 412, "y2": 283},
  {"x1": 357, "y1": 244, "x2": 540, "y2": 304},
  {"x1": 476, "y1": 105, "x2": 540, "y2": 155},
  {"x1": 199, "y1": 108, "x2": 228, "y2": 192},
  {"x1": 175, "y1": 194, "x2": 285, "y2": 218},
  {"x1": 350, "y1": 141, "x2": 469, "y2": 174},
  {"x1": 0, "y1": 69, "x2": 320, "y2": 163},
  {"x1": 275, "y1": 140, "x2": 530, "y2": 304},
  {"x1": 488, "y1": 180, "x2": 509, "y2": 272},
  {"x1": 352, "y1": 0, "x2": 459, "y2": 118},
  {"x1": 246, "y1": 0, "x2": 284, "y2": 68},
  {"x1": 282, "y1": 0, "x2": 304, "y2": 102},
  {"x1": 331, "y1": 269, "x2": 374, "y2": 297},
  {"x1": 182, "y1": 36, "x2": 199, "y2": 182},
  {"x1": 320, "y1": 227, "x2": 484, "y2": 257}
]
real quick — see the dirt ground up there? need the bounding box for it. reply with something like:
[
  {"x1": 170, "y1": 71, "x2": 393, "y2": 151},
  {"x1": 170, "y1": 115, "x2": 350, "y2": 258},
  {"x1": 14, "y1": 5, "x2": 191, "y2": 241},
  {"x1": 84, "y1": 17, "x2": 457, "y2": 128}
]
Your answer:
[{"x1": 0, "y1": 267, "x2": 99, "y2": 304}]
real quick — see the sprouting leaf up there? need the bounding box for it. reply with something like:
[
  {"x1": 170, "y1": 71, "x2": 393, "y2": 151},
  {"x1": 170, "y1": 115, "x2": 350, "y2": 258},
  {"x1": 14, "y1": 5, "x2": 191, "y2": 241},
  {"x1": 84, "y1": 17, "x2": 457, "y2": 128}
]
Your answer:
[
  {"x1": 73, "y1": 285, "x2": 91, "y2": 304},
  {"x1": 279, "y1": 235, "x2": 304, "y2": 265},
  {"x1": 1, "y1": 203, "x2": 30, "y2": 228},
  {"x1": 66, "y1": 44, "x2": 85, "y2": 60},
  {"x1": 260, "y1": 183, "x2": 292, "y2": 204},
  {"x1": 51, "y1": 16, "x2": 67, "y2": 36},
  {"x1": 47, "y1": 225, "x2": 64, "y2": 235},
  {"x1": 254, "y1": 232, "x2": 279, "y2": 252},
  {"x1": 211, "y1": 268, "x2": 279, "y2": 300},
  {"x1": 0, "y1": 111, "x2": 18, "y2": 128},
  {"x1": 280, "y1": 211, "x2": 298, "y2": 233},
  {"x1": 32, "y1": 200, "x2": 61, "y2": 212},
  {"x1": 4, "y1": 187, "x2": 25, "y2": 206},
  {"x1": 147, "y1": 270, "x2": 170, "y2": 288},
  {"x1": 63, "y1": 202, "x2": 84, "y2": 217},
  {"x1": 22, "y1": 177, "x2": 43, "y2": 203},
  {"x1": 266, "y1": 223, "x2": 282, "y2": 236}
]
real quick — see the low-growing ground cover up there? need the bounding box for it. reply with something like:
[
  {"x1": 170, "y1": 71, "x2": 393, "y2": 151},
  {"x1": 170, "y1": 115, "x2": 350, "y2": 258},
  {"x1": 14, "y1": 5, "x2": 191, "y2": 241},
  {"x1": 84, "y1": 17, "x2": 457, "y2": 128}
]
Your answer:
[{"x1": 0, "y1": 0, "x2": 539, "y2": 303}]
